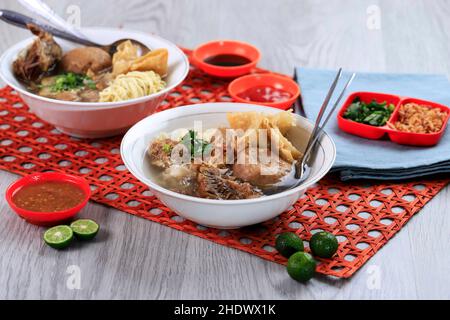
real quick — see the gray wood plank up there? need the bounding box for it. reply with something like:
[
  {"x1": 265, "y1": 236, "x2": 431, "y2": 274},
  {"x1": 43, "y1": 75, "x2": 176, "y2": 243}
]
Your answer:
[{"x1": 0, "y1": 0, "x2": 449, "y2": 299}]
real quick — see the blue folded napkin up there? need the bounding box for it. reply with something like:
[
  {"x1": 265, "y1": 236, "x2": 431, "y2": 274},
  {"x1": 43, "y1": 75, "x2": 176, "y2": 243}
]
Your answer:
[{"x1": 296, "y1": 67, "x2": 450, "y2": 181}]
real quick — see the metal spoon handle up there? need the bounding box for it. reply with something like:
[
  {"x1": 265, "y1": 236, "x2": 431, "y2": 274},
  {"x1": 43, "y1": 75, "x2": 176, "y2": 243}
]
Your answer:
[
  {"x1": 0, "y1": 9, "x2": 98, "y2": 47},
  {"x1": 294, "y1": 68, "x2": 342, "y2": 178},
  {"x1": 294, "y1": 70, "x2": 356, "y2": 179},
  {"x1": 18, "y1": 0, "x2": 87, "y2": 39},
  {"x1": 303, "y1": 73, "x2": 356, "y2": 159},
  {"x1": 305, "y1": 68, "x2": 342, "y2": 155}
]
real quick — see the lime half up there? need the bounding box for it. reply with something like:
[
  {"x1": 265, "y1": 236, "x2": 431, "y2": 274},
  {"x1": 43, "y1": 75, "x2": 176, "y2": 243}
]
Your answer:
[
  {"x1": 44, "y1": 225, "x2": 73, "y2": 249},
  {"x1": 70, "y1": 219, "x2": 99, "y2": 240}
]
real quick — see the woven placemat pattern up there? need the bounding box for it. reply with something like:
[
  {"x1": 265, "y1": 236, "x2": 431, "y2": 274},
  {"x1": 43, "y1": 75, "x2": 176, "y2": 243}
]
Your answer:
[{"x1": 0, "y1": 49, "x2": 448, "y2": 278}]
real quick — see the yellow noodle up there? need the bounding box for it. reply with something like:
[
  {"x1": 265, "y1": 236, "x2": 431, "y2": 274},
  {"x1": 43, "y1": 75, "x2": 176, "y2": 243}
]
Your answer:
[{"x1": 99, "y1": 71, "x2": 166, "y2": 102}]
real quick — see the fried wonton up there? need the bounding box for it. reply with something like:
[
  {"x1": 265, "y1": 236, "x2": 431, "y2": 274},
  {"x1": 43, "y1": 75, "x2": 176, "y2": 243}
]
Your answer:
[
  {"x1": 227, "y1": 111, "x2": 302, "y2": 163},
  {"x1": 112, "y1": 40, "x2": 139, "y2": 77},
  {"x1": 129, "y1": 49, "x2": 168, "y2": 77},
  {"x1": 112, "y1": 40, "x2": 168, "y2": 77}
]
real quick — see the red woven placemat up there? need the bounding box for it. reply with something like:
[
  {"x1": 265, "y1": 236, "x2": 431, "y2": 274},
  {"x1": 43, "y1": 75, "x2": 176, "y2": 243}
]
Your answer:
[{"x1": 0, "y1": 49, "x2": 448, "y2": 278}]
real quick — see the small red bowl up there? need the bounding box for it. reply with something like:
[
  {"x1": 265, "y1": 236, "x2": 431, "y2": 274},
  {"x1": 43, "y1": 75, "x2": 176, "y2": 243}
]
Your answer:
[
  {"x1": 228, "y1": 73, "x2": 301, "y2": 110},
  {"x1": 5, "y1": 172, "x2": 91, "y2": 226},
  {"x1": 337, "y1": 91, "x2": 450, "y2": 147},
  {"x1": 192, "y1": 40, "x2": 261, "y2": 78},
  {"x1": 337, "y1": 92, "x2": 401, "y2": 140},
  {"x1": 386, "y1": 97, "x2": 450, "y2": 146}
]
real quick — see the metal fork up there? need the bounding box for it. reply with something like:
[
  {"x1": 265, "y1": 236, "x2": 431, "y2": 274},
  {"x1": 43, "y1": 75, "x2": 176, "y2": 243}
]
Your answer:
[{"x1": 294, "y1": 68, "x2": 356, "y2": 180}]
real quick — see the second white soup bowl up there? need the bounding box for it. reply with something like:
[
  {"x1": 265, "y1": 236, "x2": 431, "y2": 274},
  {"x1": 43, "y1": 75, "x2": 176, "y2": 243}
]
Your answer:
[{"x1": 0, "y1": 27, "x2": 189, "y2": 138}]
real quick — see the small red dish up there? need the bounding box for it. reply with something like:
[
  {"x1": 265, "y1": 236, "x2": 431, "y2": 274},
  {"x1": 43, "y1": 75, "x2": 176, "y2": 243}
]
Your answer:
[
  {"x1": 5, "y1": 172, "x2": 91, "y2": 226},
  {"x1": 337, "y1": 92, "x2": 450, "y2": 146},
  {"x1": 192, "y1": 40, "x2": 261, "y2": 78},
  {"x1": 228, "y1": 73, "x2": 301, "y2": 110}
]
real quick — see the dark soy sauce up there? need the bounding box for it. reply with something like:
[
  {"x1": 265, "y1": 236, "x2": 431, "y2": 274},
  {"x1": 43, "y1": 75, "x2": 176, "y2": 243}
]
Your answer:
[{"x1": 203, "y1": 54, "x2": 252, "y2": 67}]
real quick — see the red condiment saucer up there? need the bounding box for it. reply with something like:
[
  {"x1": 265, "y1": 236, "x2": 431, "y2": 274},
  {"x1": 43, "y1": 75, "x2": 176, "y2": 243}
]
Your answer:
[
  {"x1": 337, "y1": 92, "x2": 450, "y2": 146},
  {"x1": 5, "y1": 172, "x2": 91, "y2": 226},
  {"x1": 192, "y1": 40, "x2": 261, "y2": 78},
  {"x1": 228, "y1": 73, "x2": 301, "y2": 110}
]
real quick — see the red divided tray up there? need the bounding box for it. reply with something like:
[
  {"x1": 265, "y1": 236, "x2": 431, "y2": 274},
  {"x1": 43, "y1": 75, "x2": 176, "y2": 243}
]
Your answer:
[
  {"x1": 0, "y1": 49, "x2": 449, "y2": 278},
  {"x1": 338, "y1": 91, "x2": 450, "y2": 146}
]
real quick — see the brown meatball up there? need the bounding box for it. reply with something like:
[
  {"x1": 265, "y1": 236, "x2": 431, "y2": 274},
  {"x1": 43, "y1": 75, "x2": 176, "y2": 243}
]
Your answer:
[
  {"x1": 61, "y1": 47, "x2": 112, "y2": 74},
  {"x1": 148, "y1": 138, "x2": 178, "y2": 169}
]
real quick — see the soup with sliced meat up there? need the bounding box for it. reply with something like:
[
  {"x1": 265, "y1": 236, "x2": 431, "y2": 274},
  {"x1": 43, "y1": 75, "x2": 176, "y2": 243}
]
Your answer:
[
  {"x1": 13, "y1": 24, "x2": 169, "y2": 103},
  {"x1": 146, "y1": 111, "x2": 304, "y2": 200}
]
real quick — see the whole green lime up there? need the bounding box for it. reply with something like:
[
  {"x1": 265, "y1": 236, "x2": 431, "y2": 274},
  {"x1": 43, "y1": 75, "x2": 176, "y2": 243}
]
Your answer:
[
  {"x1": 286, "y1": 252, "x2": 316, "y2": 282},
  {"x1": 310, "y1": 232, "x2": 339, "y2": 258},
  {"x1": 43, "y1": 225, "x2": 73, "y2": 249},
  {"x1": 275, "y1": 232, "x2": 304, "y2": 258}
]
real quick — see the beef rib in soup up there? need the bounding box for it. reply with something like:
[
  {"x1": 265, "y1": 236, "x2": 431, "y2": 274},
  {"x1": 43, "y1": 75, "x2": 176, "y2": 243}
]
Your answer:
[
  {"x1": 13, "y1": 24, "x2": 62, "y2": 82},
  {"x1": 197, "y1": 165, "x2": 262, "y2": 200}
]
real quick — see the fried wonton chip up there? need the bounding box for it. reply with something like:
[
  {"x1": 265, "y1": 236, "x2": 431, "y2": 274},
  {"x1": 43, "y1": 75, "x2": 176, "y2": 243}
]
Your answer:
[
  {"x1": 129, "y1": 48, "x2": 169, "y2": 77},
  {"x1": 112, "y1": 41, "x2": 169, "y2": 77},
  {"x1": 268, "y1": 111, "x2": 297, "y2": 135},
  {"x1": 227, "y1": 111, "x2": 302, "y2": 163},
  {"x1": 267, "y1": 127, "x2": 301, "y2": 163},
  {"x1": 112, "y1": 40, "x2": 139, "y2": 77}
]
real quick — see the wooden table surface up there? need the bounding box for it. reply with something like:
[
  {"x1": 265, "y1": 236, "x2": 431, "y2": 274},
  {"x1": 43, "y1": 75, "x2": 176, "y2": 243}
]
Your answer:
[{"x1": 1, "y1": 0, "x2": 449, "y2": 300}]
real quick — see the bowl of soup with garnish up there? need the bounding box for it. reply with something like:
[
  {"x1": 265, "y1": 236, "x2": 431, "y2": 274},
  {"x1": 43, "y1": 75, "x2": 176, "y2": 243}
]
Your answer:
[
  {"x1": 121, "y1": 103, "x2": 335, "y2": 229},
  {"x1": 0, "y1": 27, "x2": 189, "y2": 138},
  {"x1": 5, "y1": 172, "x2": 91, "y2": 226}
]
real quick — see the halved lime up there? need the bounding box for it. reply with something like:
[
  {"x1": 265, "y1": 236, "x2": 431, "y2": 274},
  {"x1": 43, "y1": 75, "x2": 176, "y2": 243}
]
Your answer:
[
  {"x1": 70, "y1": 219, "x2": 99, "y2": 240},
  {"x1": 44, "y1": 225, "x2": 73, "y2": 249}
]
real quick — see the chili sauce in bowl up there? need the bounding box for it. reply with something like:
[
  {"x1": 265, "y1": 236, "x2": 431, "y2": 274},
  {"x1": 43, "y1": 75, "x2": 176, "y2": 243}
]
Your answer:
[
  {"x1": 5, "y1": 173, "x2": 91, "y2": 226},
  {"x1": 237, "y1": 85, "x2": 293, "y2": 104},
  {"x1": 228, "y1": 73, "x2": 301, "y2": 110}
]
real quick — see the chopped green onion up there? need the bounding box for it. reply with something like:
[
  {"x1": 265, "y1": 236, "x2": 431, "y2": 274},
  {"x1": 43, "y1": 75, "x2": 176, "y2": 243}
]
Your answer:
[
  {"x1": 48, "y1": 72, "x2": 96, "y2": 92},
  {"x1": 343, "y1": 98, "x2": 395, "y2": 127},
  {"x1": 162, "y1": 143, "x2": 172, "y2": 154},
  {"x1": 181, "y1": 130, "x2": 211, "y2": 159}
]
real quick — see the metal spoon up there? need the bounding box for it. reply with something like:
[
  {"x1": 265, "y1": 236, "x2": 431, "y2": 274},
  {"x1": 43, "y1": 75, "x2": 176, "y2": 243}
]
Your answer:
[
  {"x1": 0, "y1": 9, "x2": 149, "y2": 55},
  {"x1": 294, "y1": 70, "x2": 356, "y2": 182},
  {"x1": 18, "y1": 0, "x2": 87, "y2": 39}
]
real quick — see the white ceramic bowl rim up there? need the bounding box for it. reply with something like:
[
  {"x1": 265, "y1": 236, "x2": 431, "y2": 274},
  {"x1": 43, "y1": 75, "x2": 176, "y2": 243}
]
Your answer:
[
  {"x1": 120, "y1": 103, "x2": 337, "y2": 205},
  {"x1": 0, "y1": 27, "x2": 189, "y2": 108}
]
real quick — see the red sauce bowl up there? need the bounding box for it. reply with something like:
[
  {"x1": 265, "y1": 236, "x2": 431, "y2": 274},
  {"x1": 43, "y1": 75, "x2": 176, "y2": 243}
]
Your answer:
[
  {"x1": 228, "y1": 73, "x2": 301, "y2": 110},
  {"x1": 192, "y1": 40, "x2": 261, "y2": 78},
  {"x1": 5, "y1": 172, "x2": 91, "y2": 226}
]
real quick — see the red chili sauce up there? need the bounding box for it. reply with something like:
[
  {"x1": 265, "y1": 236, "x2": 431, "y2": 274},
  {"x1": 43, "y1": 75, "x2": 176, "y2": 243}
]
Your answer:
[
  {"x1": 237, "y1": 86, "x2": 292, "y2": 103},
  {"x1": 13, "y1": 181, "x2": 86, "y2": 212}
]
